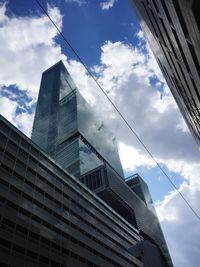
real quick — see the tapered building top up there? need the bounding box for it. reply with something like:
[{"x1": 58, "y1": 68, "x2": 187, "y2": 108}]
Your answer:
[{"x1": 31, "y1": 61, "x2": 124, "y2": 178}]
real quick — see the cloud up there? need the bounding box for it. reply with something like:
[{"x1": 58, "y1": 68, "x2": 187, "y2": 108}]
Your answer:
[
  {"x1": 0, "y1": 96, "x2": 18, "y2": 125},
  {"x1": 0, "y1": 2, "x2": 65, "y2": 99},
  {"x1": 0, "y1": 2, "x2": 66, "y2": 137},
  {"x1": 0, "y1": 95, "x2": 34, "y2": 136},
  {"x1": 119, "y1": 142, "x2": 155, "y2": 171},
  {"x1": 15, "y1": 111, "x2": 35, "y2": 137},
  {"x1": 65, "y1": 0, "x2": 86, "y2": 6},
  {"x1": 100, "y1": 0, "x2": 118, "y2": 10},
  {"x1": 91, "y1": 39, "x2": 199, "y2": 164},
  {"x1": 156, "y1": 181, "x2": 200, "y2": 267}
]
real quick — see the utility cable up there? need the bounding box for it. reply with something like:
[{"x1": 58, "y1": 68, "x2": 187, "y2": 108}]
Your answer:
[{"x1": 34, "y1": 0, "x2": 200, "y2": 221}]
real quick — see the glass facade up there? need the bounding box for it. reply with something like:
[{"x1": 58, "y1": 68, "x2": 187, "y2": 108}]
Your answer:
[
  {"x1": 32, "y1": 61, "x2": 124, "y2": 178},
  {"x1": 30, "y1": 61, "x2": 172, "y2": 267},
  {"x1": 76, "y1": 90, "x2": 124, "y2": 177},
  {"x1": 0, "y1": 115, "x2": 141, "y2": 267}
]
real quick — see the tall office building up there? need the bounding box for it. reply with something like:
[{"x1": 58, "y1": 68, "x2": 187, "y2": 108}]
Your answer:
[
  {"x1": 0, "y1": 115, "x2": 141, "y2": 267},
  {"x1": 31, "y1": 61, "x2": 124, "y2": 179},
  {"x1": 31, "y1": 61, "x2": 173, "y2": 267},
  {"x1": 131, "y1": 0, "x2": 200, "y2": 147}
]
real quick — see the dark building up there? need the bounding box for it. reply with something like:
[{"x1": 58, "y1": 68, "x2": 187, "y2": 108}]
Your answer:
[
  {"x1": 125, "y1": 175, "x2": 173, "y2": 266},
  {"x1": 31, "y1": 61, "x2": 173, "y2": 267},
  {"x1": 0, "y1": 115, "x2": 141, "y2": 267},
  {"x1": 131, "y1": 0, "x2": 200, "y2": 147}
]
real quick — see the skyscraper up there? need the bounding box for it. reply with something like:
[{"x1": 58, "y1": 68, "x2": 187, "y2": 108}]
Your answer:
[
  {"x1": 31, "y1": 61, "x2": 124, "y2": 178},
  {"x1": 131, "y1": 0, "x2": 200, "y2": 147},
  {"x1": 31, "y1": 61, "x2": 173, "y2": 267}
]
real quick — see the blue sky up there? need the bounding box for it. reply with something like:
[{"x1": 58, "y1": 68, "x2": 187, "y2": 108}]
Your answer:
[
  {"x1": 0, "y1": 1, "x2": 200, "y2": 266},
  {"x1": 7, "y1": 0, "x2": 140, "y2": 65}
]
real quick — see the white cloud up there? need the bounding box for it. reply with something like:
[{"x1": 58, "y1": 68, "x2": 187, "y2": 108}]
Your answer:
[
  {"x1": 65, "y1": 0, "x2": 86, "y2": 6},
  {"x1": 100, "y1": 0, "x2": 118, "y2": 10},
  {"x1": 119, "y1": 142, "x2": 155, "y2": 171},
  {"x1": 176, "y1": 116, "x2": 189, "y2": 133},
  {"x1": 15, "y1": 111, "x2": 34, "y2": 137},
  {"x1": 0, "y1": 2, "x2": 7, "y2": 23},
  {"x1": 0, "y1": 3, "x2": 66, "y2": 99},
  {"x1": 0, "y1": 96, "x2": 18, "y2": 125},
  {"x1": 0, "y1": 95, "x2": 34, "y2": 137},
  {"x1": 0, "y1": 2, "x2": 66, "y2": 137},
  {"x1": 155, "y1": 182, "x2": 200, "y2": 267}
]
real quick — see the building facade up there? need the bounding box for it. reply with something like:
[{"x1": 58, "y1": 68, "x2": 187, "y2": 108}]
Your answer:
[
  {"x1": 131, "y1": 0, "x2": 200, "y2": 147},
  {"x1": 31, "y1": 61, "x2": 173, "y2": 267},
  {"x1": 81, "y1": 166, "x2": 173, "y2": 267},
  {"x1": 31, "y1": 61, "x2": 124, "y2": 178},
  {"x1": 0, "y1": 115, "x2": 141, "y2": 267}
]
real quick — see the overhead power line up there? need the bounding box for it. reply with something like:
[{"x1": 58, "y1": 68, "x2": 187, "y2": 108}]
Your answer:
[{"x1": 34, "y1": 0, "x2": 200, "y2": 222}]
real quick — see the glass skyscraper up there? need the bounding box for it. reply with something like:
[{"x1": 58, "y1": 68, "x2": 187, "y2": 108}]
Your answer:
[
  {"x1": 31, "y1": 61, "x2": 173, "y2": 267},
  {"x1": 31, "y1": 61, "x2": 124, "y2": 178}
]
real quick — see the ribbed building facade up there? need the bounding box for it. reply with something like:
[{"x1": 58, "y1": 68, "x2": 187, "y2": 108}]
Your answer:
[
  {"x1": 131, "y1": 0, "x2": 200, "y2": 147},
  {"x1": 0, "y1": 115, "x2": 141, "y2": 267}
]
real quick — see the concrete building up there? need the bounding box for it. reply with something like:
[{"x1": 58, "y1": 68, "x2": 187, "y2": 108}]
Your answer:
[
  {"x1": 131, "y1": 0, "x2": 200, "y2": 147},
  {"x1": 0, "y1": 114, "x2": 141, "y2": 267}
]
